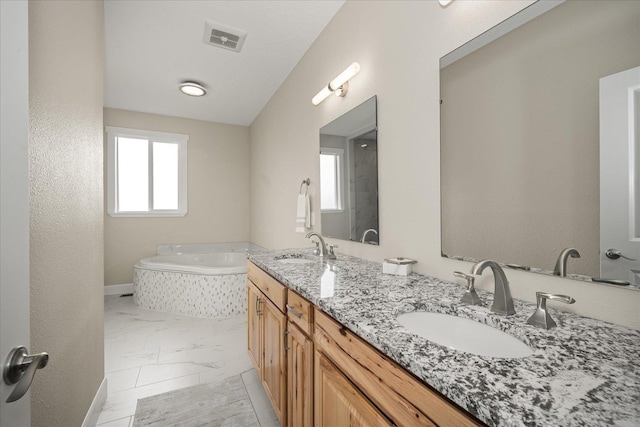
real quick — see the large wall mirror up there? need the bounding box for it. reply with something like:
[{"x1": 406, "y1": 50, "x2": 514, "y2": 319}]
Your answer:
[
  {"x1": 441, "y1": 0, "x2": 640, "y2": 288},
  {"x1": 320, "y1": 96, "x2": 379, "y2": 244}
]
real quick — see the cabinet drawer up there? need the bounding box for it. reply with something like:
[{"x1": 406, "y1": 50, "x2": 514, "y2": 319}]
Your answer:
[
  {"x1": 248, "y1": 261, "x2": 287, "y2": 312},
  {"x1": 286, "y1": 290, "x2": 313, "y2": 336}
]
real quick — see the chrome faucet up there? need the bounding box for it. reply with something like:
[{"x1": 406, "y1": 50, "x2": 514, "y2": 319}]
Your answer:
[
  {"x1": 306, "y1": 232, "x2": 328, "y2": 257},
  {"x1": 470, "y1": 260, "x2": 516, "y2": 316},
  {"x1": 553, "y1": 247, "x2": 581, "y2": 277},
  {"x1": 361, "y1": 228, "x2": 378, "y2": 243}
]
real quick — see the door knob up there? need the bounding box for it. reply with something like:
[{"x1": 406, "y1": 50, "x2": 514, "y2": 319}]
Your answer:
[
  {"x1": 604, "y1": 248, "x2": 636, "y2": 261},
  {"x1": 3, "y1": 346, "x2": 49, "y2": 403}
]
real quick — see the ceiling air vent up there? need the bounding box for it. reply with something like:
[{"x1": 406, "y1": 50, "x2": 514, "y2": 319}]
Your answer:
[{"x1": 203, "y1": 21, "x2": 247, "y2": 53}]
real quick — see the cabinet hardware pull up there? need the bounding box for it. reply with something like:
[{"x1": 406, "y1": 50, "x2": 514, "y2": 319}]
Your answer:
[
  {"x1": 256, "y1": 296, "x2": 262, "y2": 316},
  {"x1": 286, "y1": 304, "x2": 303, "y2": 318}
]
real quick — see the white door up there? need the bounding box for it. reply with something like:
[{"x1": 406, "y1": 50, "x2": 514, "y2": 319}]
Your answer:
[
  {"x1": 600, "y1": 66, "x2": 640, "y2": 285},
  {"x1": 1, "y1": 0, "x2": 32, "y2": 425}
]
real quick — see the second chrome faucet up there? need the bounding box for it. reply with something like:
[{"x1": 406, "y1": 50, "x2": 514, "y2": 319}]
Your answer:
[
  {"x1": 306, "y1": 232, "x2": 337, "y2": 260},
  {"x1": 553, "y1": 247, "x2": 580, "y2": 277}
]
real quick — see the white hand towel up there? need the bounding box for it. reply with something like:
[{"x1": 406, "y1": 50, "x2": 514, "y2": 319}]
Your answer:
[
  {"x1": 305, "y1": 193, "x2": 311, "y2": 228},
  {"x1": 296, "y1": 193, "x2": 310, "y2": 233}
]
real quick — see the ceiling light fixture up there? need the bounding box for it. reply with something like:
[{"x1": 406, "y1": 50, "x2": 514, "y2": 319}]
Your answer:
[
  {"x1": 439, "y1": 0, "x2": 453, "y2": 6},
  {"x1": 312, "y1": 62, "x2": 361, "y2": 106},
  {"x1": 179, "y1": 81, "x2": 207, "y2": 97}
]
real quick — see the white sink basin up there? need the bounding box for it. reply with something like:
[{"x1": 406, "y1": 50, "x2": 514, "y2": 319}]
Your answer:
[
  {"x1": 274, "y1": 255, "x2": 315, "y2": 265},
  {"x1": 276, "y1": 258, "x2": 314, "y2": 265},
  {"x1": 397, "y1": 312, "x2": 533, "y2": 359}
]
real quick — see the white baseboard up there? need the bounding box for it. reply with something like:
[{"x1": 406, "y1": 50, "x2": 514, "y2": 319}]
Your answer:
[
  {"x1": 104, "y1": 283, "x2": 134, "y2": 296},
  {"x1": 81, "y1": 377, "x2": 107, "y2": 427}
]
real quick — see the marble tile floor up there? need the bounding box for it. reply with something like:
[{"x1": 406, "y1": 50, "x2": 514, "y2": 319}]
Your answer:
[{"x1": 98, "y1": 295, "x2": 279, "y2": 427}]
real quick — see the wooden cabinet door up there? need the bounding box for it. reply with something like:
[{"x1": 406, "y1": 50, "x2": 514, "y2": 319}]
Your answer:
[
  {"x1": 287, "y1": 323, "x2": 313, "y2": 427},
  {"x1": 315, "y1": 351, "x2": 392, "y2": 427},
  {"x1": 262, "y1": 295, "x2": 287, "y2": 424},
  {"x1": 247, "y1": 282, "x2": 261, "y2": 372}
]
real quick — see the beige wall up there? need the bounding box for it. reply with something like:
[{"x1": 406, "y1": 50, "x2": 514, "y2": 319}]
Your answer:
[
  {"x1": 29, "y1": 1, "x2": 105, "y2": 425},
  {"x1": 441, "y1": 0, "x2": 640, "y2": 277},
  {"x1": 250, "y1": 0, "x2": 640, "y2": 330},
  {"x1": 104, "y1": 109, "x2": 251, "y2": 286}
]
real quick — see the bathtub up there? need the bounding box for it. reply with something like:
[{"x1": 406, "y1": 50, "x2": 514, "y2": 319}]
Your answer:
[
  {"x1": 137, "y1": 252, "x2": 248, "y2": 275},
  {"x1": 133, "y1": 243, "x2": 260, "y2": 318}
]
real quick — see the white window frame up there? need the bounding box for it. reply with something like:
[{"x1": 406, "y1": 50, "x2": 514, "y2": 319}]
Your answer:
[
  {"x1": 106, "y1": 126, "x2": 188, "y2": 217},
  {"x1": 320, "y1": 147, "x2": 345, "y2": 213}
]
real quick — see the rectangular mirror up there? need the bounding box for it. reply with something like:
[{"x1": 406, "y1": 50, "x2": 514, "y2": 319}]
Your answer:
[
  {"x1": 320, "y1": 96, "x2": 379, "y2": 244},
  {"x1": 440, "y1": 0, "x2": 640, "y2": 288}
]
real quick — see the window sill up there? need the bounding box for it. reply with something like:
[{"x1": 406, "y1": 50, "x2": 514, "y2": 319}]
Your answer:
[{"x1": 107, "y1": 211, "x2": 187, "y2": 218}]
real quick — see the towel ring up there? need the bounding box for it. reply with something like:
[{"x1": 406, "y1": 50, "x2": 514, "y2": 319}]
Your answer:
[{"x1": 299, "y1": 178, "x2": 310, "y2": 195}]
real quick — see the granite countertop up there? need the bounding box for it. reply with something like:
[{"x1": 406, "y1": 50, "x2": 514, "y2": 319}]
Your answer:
[{"x1": 248, "y1": 248, "x2": 640, "y2": 427}]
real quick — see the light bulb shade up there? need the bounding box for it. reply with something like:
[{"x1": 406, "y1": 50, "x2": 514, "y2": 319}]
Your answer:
[
  {"x1": 312, "y1": 85, "x2": 333, "y2": 106},
  {"x1": 179, "y1": 82, "x2": 206, "y2": 97},
  {"x1": 439, "y1": 0, "x2": 452, "y2": 6},
  {"x1": 312, "y1": 62, "x2": 361, "y2": 105},
  {"x1": 328, "y1": 62, "x2": 360, "y2": 91}
]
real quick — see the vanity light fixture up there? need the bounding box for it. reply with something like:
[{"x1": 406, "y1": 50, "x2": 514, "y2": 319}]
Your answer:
[
  {"x1": 179, "y1": 81, "x2": 207, "y2": 97},
  {"x1": 312, "y1": 62, "x2": 361, "y2": 106}
]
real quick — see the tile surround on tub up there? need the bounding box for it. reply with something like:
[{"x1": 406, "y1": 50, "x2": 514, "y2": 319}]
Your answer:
[{"x1": 133, "y1": 268, "x2": 246, "y2": 318}]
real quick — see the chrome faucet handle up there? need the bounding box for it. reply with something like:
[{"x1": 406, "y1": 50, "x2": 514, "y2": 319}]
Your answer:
[
  {"x1": 327, "y1": 244, "x2": 338, "y2": 260},
  {"x1": 312, "y1": 241, "x2": 320, "y2": 256},
  {"x1": 527, "y1": 292, "x2": 575, "y2": 329},
  {"x1": 454, "y1": 271, "x2": 482, "y2": 306}
]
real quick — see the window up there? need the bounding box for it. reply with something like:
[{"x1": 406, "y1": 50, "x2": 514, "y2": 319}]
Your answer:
[
  {"x1": 320, "y1": 148, "x2": 344, "y2": 212},
  {"x1": 106, "y1": 126, "x2": 188, "y2": 217}
]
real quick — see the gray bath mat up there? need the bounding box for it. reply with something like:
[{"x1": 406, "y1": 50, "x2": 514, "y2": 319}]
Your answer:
[{"x1": 132, "y1": 375, "x2": 259, "y2": 427}]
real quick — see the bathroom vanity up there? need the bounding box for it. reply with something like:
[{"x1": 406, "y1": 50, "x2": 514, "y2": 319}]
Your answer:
[{"x1": 246, "y1": 249, "x2": 639, "y2": 426}]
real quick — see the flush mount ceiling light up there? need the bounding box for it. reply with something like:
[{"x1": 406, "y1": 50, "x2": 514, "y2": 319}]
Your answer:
[
  {"x1": 179, "y1": 81, "x2": 207, "y2": 97},
  {"x1": 312, "y1": 62, "x2": 361, "y2": 106},
  {"x1": 439, "y1": 0, "x2": 453, "y2": 6}
]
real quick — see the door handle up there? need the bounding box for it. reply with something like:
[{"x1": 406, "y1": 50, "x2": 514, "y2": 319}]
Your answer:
[
  {"x1": 605, "y1": 248, "x2": 636, "y2": 261},
  {"x1": 3, "y1": 346, "x2": 49, "y2": 403}
]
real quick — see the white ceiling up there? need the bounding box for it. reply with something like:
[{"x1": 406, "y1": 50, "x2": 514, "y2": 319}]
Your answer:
[{"x1": 104, "y1": 0, "x2": 345, "y2": 126}]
